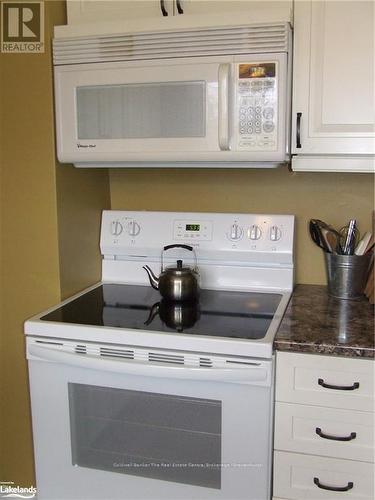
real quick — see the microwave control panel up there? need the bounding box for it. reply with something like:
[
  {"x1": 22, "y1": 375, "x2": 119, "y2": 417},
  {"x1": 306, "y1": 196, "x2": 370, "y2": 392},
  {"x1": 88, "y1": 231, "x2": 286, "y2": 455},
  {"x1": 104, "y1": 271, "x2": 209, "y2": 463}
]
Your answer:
[{"x1": 236, "y1": 62, "x2": 278, "y2": 151}]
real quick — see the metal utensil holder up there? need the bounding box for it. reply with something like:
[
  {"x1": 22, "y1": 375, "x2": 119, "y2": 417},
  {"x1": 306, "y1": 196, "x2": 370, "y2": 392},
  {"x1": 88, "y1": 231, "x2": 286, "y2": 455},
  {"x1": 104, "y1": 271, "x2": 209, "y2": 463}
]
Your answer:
[{"x1": 324, "y1": 253, "x2": 373, "y2": 300}]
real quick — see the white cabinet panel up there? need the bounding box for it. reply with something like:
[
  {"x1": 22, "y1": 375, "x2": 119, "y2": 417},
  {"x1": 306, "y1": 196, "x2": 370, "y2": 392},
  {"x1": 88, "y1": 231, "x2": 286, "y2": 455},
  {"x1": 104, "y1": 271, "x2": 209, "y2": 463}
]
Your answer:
[
  {"x1": 178, "y1": 0, "x2": 292, "y2": 22},
  {"x1": 274, "y1": 352, "x2": 375, "y2": 500},
  {"x1": 67, "y1": 1, "x2": 174, "y2": 24},
  {"x1": 291, "y1": 0, "x2": 375, "y2": 172},
  {"x1": 274, "y1": 451, "x2": 374, "y2": 500},
  {"x1": 276, "y1": 351, "x2": 375, "y2": 412},
  {"x1": 66, "y1": 0, "x2": 292, "y2": 25},
  {"x1": 274, "y1": 402, "x2": 374, "y2": 462}
]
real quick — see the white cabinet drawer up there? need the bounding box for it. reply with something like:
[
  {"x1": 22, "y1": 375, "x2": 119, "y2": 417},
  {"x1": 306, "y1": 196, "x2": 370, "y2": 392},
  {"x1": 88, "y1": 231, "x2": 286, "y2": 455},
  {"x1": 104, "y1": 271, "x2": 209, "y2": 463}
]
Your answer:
[
  {"x1": 274, "y1": 402, "x2": 374, "y2": 463},
  {"x1": 274, "y1": 451, "x2": 374, "y2": 499},
  {"x1": 276, "y1": 352, "x2": 374, "y2": 412}
]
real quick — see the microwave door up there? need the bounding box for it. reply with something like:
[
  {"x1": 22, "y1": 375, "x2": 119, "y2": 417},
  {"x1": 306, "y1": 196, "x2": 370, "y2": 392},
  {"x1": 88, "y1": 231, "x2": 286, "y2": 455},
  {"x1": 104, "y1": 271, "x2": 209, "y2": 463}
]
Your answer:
[{"x1": 54, "y1": 59, "x2": 228, "y2": 164}]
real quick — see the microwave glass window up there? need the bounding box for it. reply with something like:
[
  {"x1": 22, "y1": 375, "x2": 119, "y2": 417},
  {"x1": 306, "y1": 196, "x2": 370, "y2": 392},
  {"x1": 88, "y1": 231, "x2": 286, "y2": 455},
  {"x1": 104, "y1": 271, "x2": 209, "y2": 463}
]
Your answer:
[
  {"x1": 68, "y1": 383, "x2": 222, "y2": 489},
  {"x1": 76, "y1": 82, "x2": 206, "y2": 140}
]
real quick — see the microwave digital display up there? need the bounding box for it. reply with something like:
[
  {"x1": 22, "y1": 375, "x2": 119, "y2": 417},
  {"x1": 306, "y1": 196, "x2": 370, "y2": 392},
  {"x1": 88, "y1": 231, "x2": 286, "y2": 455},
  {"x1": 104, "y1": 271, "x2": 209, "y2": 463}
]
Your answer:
[
  {"x1": 239, "y1": 63, "x2": 276, "y2": 79},
  {"x1": 186, "y1": 224, "x2": 200, "y2": 231}
]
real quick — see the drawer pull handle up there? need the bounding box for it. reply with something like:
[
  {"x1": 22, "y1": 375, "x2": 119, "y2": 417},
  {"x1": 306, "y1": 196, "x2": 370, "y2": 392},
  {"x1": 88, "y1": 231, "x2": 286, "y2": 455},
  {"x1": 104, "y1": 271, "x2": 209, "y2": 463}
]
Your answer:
[
  {"x1": 318, "y1": 378, "x2": 360, "y2": 391},
  {"x1": 314, "y1": 477, "x2": 354, "y2": 492},
  {"x1": 316, "y1": 427, "x2": 357, "y2": 441}
]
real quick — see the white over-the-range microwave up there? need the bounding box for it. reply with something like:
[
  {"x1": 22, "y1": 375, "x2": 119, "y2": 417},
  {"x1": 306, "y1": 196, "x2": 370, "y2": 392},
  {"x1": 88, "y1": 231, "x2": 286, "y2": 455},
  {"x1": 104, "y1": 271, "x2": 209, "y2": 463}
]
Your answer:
[{"x1": 53, "y1": 23, "x2": 292, "y2": 168}]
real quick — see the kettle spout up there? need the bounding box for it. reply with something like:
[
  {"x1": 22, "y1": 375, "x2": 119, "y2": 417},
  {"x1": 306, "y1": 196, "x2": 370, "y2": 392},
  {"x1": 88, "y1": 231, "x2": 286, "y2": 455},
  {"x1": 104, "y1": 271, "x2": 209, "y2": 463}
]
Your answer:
[{"x1": 143, "y1": 265, "x2": 159, "y2": 290}]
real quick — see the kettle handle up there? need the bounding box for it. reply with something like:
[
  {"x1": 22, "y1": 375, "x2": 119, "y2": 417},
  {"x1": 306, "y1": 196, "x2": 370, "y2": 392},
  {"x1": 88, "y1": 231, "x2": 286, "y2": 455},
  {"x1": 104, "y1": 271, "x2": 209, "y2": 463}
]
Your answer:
[
  {"x1": 161, "y1": 244, "x2": 198, "y2": 272},
  {"x1": 163, "y1": 244, "x2": 193, "y2": 252}
]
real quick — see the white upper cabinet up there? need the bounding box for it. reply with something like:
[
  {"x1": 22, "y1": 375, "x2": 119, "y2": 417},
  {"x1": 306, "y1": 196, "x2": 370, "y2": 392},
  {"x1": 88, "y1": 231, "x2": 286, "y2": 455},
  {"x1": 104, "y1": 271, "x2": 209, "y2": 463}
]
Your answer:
[
  {"x1": 66, "y1": 0, "x2": 292, "y2": 26},
  {"x1": 171, "y1": 1, "x2": 292, "y2": 21},
  {"x1": 66, "y1": 0, "x2": 174, "y2": 23},
  {"x1": 292, "y1": 1, "x2": 375, "y2": 173}
]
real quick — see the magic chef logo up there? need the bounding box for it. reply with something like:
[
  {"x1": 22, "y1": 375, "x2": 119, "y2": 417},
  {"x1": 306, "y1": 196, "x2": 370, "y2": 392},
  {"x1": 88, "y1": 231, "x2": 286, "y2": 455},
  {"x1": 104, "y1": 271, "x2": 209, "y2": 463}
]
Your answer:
[
  {"x1": 0, "y1": 482, "x2": 36, "y2": 499},
  {"x1": 1, "y1": 1, "x2": 44, "y2": 53},
  {"x1": 77, "y1": 143, "x2": 97, "y2": 149}
]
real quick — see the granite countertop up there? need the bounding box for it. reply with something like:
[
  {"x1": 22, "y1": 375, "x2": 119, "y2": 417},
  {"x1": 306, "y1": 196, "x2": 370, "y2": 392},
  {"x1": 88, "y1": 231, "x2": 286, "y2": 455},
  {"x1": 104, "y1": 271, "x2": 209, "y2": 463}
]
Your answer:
[{"x1": 275, "y1": 284, "x2": 374, "y2": 358}]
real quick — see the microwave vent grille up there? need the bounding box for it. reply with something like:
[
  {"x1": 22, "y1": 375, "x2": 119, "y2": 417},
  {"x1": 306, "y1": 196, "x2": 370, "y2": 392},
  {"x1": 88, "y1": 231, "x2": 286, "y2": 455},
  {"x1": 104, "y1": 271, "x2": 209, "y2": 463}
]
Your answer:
[{"x1": 53, "y1": 23, "x2": 290, "y2": 65}]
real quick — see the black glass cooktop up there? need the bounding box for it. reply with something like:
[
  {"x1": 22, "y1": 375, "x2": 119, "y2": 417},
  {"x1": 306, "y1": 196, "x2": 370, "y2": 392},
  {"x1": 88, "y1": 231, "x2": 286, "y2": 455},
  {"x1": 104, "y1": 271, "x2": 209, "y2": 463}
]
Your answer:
[{"x1": 41, "y1": 284, "x2": 282, "y2": 340}]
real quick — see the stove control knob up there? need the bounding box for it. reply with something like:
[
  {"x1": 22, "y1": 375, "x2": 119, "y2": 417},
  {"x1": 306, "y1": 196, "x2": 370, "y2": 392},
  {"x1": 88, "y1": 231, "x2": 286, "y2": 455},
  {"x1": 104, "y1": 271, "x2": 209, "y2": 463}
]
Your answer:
[
  {"x1": 127, "y1": 220, "x2": 141, "y2": 237},
  {"x1": 270, "y1": 225, "x2": 282, "y2": 241},
  {"x1": 228, "y1": 223, "x2": 244, "y2": 241},
  {"x1": 111, "y1": 220, "x2": 123, "y2": 236},
  {"x1": 249, "y1": 224, "x2": 262, "y2": 240}
]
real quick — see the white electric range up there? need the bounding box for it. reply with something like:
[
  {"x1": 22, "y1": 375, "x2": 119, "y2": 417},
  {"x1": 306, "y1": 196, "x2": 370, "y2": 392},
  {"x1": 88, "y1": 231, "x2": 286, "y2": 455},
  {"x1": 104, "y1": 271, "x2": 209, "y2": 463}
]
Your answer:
[{"x1": 25, "y1": 210, "x2": 294, "y2": 500}]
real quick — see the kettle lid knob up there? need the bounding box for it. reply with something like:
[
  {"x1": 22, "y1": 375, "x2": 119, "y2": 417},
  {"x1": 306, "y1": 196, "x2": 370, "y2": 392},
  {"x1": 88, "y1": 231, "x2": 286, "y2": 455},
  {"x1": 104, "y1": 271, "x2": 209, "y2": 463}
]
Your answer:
[{"x1": 177, "y1": 259, "x2": 183, "y2": 270}]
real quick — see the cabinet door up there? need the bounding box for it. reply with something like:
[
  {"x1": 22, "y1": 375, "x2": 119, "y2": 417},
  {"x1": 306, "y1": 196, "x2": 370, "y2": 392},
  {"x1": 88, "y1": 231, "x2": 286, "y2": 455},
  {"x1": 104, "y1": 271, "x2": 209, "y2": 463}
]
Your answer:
[
  {"x1": 274, "y1": 451, "x2": 374, "y2": 500},
  {"x1": 292, "y1": 1, "x2": 375, "y2": 162},
  {"x1": 275, "y1": 351, "x2": 375, "y2": 413},
  {"x1": 176, "y1": 0, "x2": 292, "y2": 22},
  {"x1": 67, "y1": 0, "x2": 292, "y2": 24},
  {"x1": 67, "y1": 0, "x2": 174, "y2": 24}
]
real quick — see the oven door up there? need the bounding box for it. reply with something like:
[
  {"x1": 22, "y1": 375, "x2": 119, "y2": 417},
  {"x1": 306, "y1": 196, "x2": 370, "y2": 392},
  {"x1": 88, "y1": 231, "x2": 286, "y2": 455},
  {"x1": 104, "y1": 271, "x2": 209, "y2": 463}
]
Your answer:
[{"x1": 27, "y1": 337, "x2": 273, "y2": 500}]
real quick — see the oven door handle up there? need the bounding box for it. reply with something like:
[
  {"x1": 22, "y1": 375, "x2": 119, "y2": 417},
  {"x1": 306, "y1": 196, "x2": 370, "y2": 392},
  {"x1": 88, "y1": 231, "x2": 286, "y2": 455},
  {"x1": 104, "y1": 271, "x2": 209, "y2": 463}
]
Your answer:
[{"x1": 28, "y1": 344, "x2": 269, "y2": 384}]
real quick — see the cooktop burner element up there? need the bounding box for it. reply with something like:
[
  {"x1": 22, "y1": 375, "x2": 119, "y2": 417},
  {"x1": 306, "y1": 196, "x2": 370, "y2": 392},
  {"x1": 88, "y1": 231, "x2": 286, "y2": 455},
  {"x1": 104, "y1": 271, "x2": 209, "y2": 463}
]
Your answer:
[{"x1": 41, "y1": 283, "x2": 282, "y2": 339}]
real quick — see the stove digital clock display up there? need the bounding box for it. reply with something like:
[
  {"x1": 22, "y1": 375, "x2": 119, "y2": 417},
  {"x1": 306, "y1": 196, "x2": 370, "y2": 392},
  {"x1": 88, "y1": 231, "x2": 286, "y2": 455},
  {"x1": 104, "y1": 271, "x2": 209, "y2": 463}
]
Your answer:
[{"x1": 186, "y1": 224, "x2": 200, "y2": 231}]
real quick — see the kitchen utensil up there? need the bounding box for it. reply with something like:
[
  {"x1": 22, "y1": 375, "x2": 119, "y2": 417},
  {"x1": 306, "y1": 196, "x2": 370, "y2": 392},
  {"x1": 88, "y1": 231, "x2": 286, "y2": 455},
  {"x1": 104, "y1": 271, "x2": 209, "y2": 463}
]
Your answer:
[
  {"x1": 310, "y1": 219, "x2": 342, "y2": 237},
  {"x1": 143, "y1": 244, "x2": 200, "y2": 302},
  {"x1": 144, "y1": 300, "x2": 200, "y2": 332},
  {"x1": 309, "y1": 219, "x2": 343, "y2": 253},
  {"x1": 364, "y1": 232, "x2": 374, "y2": 254},
  {"x1": 365, "y1": 264, "x2": 373, "y2": 295},
  {"x1": 339, "y1": 220, "x2": 359, "y2": 255},
  {"x1": 355, "y1": 232, "x2": 372, "y2": 255},
  {"x1": 309, "y1": 220, "x2": 330, "y2": 252},
  {"x1": 364, "y1": 254, "x2": 374, "y2": 304},
  {"x1": 323, "y1": 229, "x2": 340, "y2": 254}
]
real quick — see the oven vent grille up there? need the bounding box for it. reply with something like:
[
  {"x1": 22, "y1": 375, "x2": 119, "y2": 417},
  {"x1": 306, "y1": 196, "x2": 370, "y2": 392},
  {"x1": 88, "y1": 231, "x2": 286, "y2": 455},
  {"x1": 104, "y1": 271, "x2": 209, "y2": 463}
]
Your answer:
[
  {"x1": 53, "y1": 23, "x2": 290, "y2": 65},
  {"x1": 75, "y1": 344, "x2": 87, "y2": 354},
  {"x1": 100, "y1": 347, "x2": 135, "y2": 359},
  {"x1": 44, "y1": 340, "x2": 265, "y2": 371},
  {"x1": 148, "y1": 352, "x2": 185, "y2": 365},
  {"x1": 199, "y1": 357, "x2": 213, "y2": 368}
]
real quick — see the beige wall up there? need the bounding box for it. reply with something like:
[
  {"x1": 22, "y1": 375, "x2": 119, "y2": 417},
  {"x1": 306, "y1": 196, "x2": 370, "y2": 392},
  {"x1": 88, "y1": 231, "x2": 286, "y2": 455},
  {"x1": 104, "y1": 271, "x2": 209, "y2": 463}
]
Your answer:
[
  {"x1": 0, "y1": 0, "x2": 110, "y2": 486},
  {"x1": 56, "y1": 164, "x2": 110, "y2": 299},
  {"x1": 109, "y1": 167, "x2": 374, "y2": 284},
  {"x1": 0, "y1": 1, "x2": 62, "y2": 485}
]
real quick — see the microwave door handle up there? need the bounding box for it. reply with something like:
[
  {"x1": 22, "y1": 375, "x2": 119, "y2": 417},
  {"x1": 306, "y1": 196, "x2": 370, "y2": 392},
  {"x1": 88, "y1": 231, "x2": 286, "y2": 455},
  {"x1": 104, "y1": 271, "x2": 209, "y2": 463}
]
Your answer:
[
  {"x1": 28, "y1": 343, "x2": 269, "y2": 384},
  {"x1": 218, "y1": 63, "x2": 230, "y2": 151}
]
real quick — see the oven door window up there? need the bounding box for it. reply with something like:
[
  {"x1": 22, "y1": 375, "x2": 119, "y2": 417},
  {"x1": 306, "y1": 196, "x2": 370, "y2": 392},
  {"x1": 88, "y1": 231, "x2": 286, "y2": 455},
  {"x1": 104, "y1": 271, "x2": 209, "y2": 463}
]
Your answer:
[{"x1": 68, "y1": 383, "x2": 222, "y2": 489}]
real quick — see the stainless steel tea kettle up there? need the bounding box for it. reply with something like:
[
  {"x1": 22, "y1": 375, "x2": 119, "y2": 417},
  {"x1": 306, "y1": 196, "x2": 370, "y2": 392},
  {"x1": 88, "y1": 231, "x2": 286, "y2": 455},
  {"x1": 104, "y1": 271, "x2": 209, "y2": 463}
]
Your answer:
[{"x1": 143, "y1": 244, "x2": 200, "y2": 302}]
